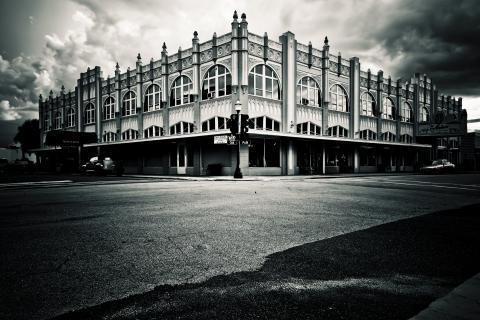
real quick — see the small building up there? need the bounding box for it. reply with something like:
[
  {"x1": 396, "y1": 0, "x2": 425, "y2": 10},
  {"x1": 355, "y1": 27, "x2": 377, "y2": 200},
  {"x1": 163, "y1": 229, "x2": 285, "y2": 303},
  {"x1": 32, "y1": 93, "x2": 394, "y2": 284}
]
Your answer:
[{"x1": 35, "y1": 11, "x2": 468, "y2": 175}]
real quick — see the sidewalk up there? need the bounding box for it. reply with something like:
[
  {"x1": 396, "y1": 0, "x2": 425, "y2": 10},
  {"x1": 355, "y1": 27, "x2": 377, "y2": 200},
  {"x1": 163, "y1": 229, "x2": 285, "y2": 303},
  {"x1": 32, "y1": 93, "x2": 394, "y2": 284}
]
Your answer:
[
  {"x1": 410, "y1": 273, "x2": 480, "y2": 320},
  {"x1": 123, "y1": 172, "x2": 419, "y2": 181}
]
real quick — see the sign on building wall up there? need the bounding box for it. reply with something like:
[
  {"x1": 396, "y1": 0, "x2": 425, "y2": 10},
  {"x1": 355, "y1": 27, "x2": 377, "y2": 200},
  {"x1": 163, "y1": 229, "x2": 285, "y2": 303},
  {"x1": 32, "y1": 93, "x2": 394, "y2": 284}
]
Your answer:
[{"x1": 417, "y1": 113, "x2": 467, "y2": 137}]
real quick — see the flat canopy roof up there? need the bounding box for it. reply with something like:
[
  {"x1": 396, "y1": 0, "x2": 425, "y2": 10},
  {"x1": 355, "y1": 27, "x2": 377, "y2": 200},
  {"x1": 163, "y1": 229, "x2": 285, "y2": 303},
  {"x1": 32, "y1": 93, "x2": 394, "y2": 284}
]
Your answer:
[{"x1": 45, "y1": 130, "x2": 97, "y2": 146}]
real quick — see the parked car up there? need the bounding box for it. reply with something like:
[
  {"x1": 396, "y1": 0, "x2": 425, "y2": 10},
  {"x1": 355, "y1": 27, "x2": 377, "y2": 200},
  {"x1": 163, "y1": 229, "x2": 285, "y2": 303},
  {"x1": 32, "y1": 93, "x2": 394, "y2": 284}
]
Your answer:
[
  {"x1": 79, "y1": 156, "x2": 124, "y2": 176},
  {"x1": 420, "y1": 159, "x2": 455, "y2": 174}
]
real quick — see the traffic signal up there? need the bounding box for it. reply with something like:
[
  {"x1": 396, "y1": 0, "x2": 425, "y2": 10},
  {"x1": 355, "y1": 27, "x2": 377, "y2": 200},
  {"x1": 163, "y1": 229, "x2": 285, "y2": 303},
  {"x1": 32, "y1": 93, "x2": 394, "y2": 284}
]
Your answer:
[
  {"x1": 227, "y1": 114, "x2": 238, "y2": 135},
  {"x1": 240, "y1": 114, "x2": 250, "y2": 135},
  {"x1": 240, "y1": 115, "x2": 252, "y2": 140}
]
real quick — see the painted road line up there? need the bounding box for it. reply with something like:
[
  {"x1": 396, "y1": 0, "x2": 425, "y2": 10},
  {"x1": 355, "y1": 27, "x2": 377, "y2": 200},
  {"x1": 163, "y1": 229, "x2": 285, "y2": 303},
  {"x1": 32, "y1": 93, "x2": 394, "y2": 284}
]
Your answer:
[
  {"x1": 360, "y1": 180, "x2": 480, "y2": 192},
  {"x1": 0, "y1": 180, "x2": 73, "y2": 188},
  {"x1": 387, "y1": 179, "x2": 480, "y2": 189}
]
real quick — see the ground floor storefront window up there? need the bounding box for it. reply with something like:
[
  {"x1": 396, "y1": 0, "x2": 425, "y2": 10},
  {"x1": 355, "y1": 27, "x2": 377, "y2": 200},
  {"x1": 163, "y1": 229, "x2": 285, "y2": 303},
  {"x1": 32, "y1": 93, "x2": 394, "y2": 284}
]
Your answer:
[
  {"x1": 360, "y1": 147, "x2": 377, "y2": 166},
  {"x1": 249, "y1": 138, "x2": 280, "y2": 167}
]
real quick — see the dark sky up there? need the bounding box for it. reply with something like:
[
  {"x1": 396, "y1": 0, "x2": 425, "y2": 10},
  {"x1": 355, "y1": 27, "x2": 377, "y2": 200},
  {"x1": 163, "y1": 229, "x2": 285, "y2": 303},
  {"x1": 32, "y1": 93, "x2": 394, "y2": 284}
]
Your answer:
[{"x1": 0, "y1": 0, "x2": 479, "y2": 146}]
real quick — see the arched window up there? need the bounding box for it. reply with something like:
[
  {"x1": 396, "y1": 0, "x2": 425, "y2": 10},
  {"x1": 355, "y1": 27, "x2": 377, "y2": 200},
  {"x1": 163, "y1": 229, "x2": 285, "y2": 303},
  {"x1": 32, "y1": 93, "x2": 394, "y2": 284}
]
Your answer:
[
  {"x1": 170, "y1": 76, "x2": 193, "y2": 107},
  {"x1": 202, "y1": 116, "x2": 229, "y2": 132},
  {"x1": 103, "y1": 97, "x2": 115, "y2": 120},
  {"x1": 400, "y1": 134, "x2": 413, "y2": 144},
  {"x1": 102, "y1": 132, "x2": 116, "y2": 142},
  {"x1": 202, "y1": 65, "x2": 232, "y2": 100},
  {"x1": 54, "y1": 111, "x2": 62, "y2": 129},
  {"x1": 296, "y1": 122, "x2": 321, "y2": 135},
  {"x1": 44, "y1": 114, "x2": 50, "y2": 131},
  {"x1": 170, "y1": 121, "x2": 194, "y2": 135},
  {"x1": 328, "y1": 125, "x2": 349, "y2": 137},
  {"x1": 329, "y1": 84, "x2": 348, "y2": 112},
  {"x1": 297, "y1": 77, "x2": 321, "y2": 107},
  {"x1": 248, "y1": 116, "x2": 280, "y2": 131},
  {"x1": 360, "y1": 129, "x2": 377, "y2": 140},
  {"x1": 420, "y1": 107, "x2": 430, "y2": 122},
  {"x1": 66, "y1": 108, "x2": 75, "y2": 127},
  {"x1": 122, "y1": 91, "x2": 136, "y2": 116},
  {"x1": 402, "y1": 102, "x2": 412, "y2": 122},
  {"x1": 122, "y1": 129, "x2": 138, "y2": 140},
  {"x1": 361, "y1": 92, "x2": 375, "y2": 116},
  {"x1": 84, "y1": 103, "x2": 95, "y2": 124},
  {"x1": 381, "y1": 132, "x2": 396, "y2": 142},
  {"x1": 382, "y1": 97, "x2": 396, "y2": 120},
  {"x1": 144, "y1": 125, "x2": 163, "y2": 138},
  {"x1": 144, "y1": 84, "x2": 162, "y2": 112},
  {"x1": 248, "y1": 64, "x2": 280, "y2": 100}
]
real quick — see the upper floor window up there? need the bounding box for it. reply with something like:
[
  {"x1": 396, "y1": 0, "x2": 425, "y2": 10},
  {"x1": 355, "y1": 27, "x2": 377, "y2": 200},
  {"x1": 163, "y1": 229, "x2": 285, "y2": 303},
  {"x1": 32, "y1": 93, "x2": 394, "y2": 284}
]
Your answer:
[
  {"x1": 248, "y1": 65, "x2": 280, "y2": 100},
  {"x1": 248, "y1": 116, "x2": 280, "y2": 132},
  {"x1": 329, "y1": 84, "x2": 348, "y2": 112},
  {"x1": 66, "y1": 108, "x2": 75, "y2": 128},
  {"x1": 361, "y1": 92, "x2": 375, "y2": 116},
  {"x1": 170, "y1": 76, "x2": 193, "y2": 107},
  {"x1": 382, "y1": 131, "x2": 396, "y2": 142},
  {"x1": 382, "y1": 97, "x2": 396, "y2": 120},
  {"x1": 401, "y1": 102, "x2": 412, "y2": 122},
  {"x1": 103, "y1": 97, "x2": 115, "y2": 120},
  {"x1": 328, "y1": 125, "x2": 348, "y2": 138},
  {"x1": 122, "y1": 91, "x2": 137, "y2": 116},
  {"x1": 54, "y1": 111, "x2": 62, "y2": 130},
  {"x1": 144, "y1": 84, "x2": 162, "y2": 112},
  {"x1": 122, "y1": 129, "x2": 138, "y2": 140},
  {"x1": 297, "y1": 122, "x2": 321, "y2": 135},
  {"x1": 103, "y1": 132, "x2": 116, "y2": 142},
  {"x1": 360, "y1": 129, "x2": 377, "y2": 140},
  {"x1": 44, "y1": 114, "x2": 50, "y2": 131},
  {"x1": 420, "y1": 107, "x2": 430, "y2": 122},
  {"x1": 144, "y1": 125, "x2": 163, "y2": 138},
  {"x1": 297, "y1": 77, "x2": 321, "y2": 107},
  {"x1": 400, "y1": 134, "x2": 413, "y2": 144},
  {"x1": 202, "y1": 116, "x2": 228, "y2": 132},
  {"x1": 202, "y1": 65, "x2": 232, "y2": 100},
  {"x1": 84, "y1": 103, "x2": 95, "y2": 124},
  {"x1": 170, "y1": 121, "x2": 194, "y2": 135}
]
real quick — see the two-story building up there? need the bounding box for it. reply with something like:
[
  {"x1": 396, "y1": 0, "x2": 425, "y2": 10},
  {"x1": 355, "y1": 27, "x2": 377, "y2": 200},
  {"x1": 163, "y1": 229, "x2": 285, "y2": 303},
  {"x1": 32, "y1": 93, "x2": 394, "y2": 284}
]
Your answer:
[{"x1": 36, "y1": 11, "x2": 468, "y2": 175}]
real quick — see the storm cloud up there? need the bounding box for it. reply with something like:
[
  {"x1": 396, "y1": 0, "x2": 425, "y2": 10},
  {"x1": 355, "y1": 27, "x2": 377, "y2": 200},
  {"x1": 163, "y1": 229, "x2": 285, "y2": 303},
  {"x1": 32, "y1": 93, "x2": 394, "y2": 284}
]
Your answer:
[
  {"x1": 367, "y1": 0, "x2": 480, "y2": 96},
  {"x1": 0, "y1": 0, "x2": 479, "y2": 144}
]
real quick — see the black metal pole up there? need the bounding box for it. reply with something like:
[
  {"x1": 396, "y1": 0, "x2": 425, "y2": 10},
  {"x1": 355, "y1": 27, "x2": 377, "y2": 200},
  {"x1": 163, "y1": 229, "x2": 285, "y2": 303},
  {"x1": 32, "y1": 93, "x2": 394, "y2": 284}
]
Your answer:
[{"x1": 234, "y1": 110, "x2": 243, "y2": 178}]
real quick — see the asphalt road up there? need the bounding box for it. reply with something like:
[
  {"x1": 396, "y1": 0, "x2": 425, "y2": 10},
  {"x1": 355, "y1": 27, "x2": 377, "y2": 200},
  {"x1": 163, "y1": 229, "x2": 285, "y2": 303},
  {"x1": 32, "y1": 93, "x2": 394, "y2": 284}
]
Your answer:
[{"x1": 1, "y1": 174, "x2": 479, "y2": 319}]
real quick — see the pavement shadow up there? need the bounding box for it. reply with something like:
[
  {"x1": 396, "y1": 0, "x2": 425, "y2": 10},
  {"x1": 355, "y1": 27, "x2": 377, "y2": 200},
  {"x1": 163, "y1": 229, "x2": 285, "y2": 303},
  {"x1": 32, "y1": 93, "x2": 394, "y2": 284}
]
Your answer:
[{"x1": 52, "y1": 203, "x2": 480, "y2": 320}]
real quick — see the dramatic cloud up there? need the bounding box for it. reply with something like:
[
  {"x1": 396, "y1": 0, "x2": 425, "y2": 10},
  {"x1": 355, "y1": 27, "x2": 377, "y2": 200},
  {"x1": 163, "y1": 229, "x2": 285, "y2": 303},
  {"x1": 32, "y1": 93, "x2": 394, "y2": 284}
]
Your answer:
[
  {"x1": 0, "y1": 0, "x2": 479, "y2": 145},
  {"x1": 0, "y1": 100, "x2": 21, "y2": 120},
  {"x1": 366, "y1": 0, "x2": 480, "y2": 97}
]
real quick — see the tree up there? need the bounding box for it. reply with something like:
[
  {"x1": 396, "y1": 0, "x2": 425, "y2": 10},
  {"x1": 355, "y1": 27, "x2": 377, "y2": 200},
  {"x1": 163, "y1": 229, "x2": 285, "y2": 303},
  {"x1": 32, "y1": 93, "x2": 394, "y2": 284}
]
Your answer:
[{"x1": 14, "y1": 119, "x2": 40, "y2": 159}]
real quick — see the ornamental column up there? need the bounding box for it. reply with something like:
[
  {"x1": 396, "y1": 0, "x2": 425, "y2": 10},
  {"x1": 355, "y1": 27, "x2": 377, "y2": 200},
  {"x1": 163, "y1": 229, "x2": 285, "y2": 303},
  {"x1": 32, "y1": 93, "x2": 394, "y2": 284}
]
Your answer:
[{"x1": 321, "y1": 37, "x2": 330, "y2": 135}]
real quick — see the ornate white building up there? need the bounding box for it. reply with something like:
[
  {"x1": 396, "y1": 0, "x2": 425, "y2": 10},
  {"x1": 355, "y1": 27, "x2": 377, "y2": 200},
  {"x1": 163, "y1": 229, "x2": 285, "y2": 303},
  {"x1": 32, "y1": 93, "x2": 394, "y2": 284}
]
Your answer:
[{"x1": 37, "y1": 11, "x2": 467, "y2": 175}]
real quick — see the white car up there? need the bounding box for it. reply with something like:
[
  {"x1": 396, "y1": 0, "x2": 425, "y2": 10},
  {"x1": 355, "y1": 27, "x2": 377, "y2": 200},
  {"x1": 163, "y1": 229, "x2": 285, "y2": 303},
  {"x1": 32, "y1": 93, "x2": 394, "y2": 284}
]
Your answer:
[{"x1": 420, "y1": 159, "x2": 455, "y2": 174}]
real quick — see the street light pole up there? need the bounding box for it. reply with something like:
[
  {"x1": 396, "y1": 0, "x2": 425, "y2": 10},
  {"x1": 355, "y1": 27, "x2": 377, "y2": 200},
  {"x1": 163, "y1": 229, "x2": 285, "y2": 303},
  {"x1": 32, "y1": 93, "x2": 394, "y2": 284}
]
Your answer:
[{"x1": 234, "y1": 100, "x2": 243, "y2": 179}]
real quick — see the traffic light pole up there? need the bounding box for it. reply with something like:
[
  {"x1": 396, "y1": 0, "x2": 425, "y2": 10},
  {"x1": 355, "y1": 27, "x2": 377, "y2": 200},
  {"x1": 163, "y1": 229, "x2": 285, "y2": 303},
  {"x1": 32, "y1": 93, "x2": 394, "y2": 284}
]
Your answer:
[{"x1": 234, "y1": 108, "x2": 243, "y2": 179}]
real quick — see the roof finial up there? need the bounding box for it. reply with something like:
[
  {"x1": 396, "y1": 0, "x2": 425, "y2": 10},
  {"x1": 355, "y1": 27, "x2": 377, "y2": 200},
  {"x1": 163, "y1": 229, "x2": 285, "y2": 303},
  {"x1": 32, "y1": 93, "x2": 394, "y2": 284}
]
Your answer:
[
  {"x1": 162, "y1": 42, "x2": 167, "y2": 51},
  {"x1": 241, "y1": 13, "x2": 246, "y2": 21},
  {"x1": 193, "y1": 30, "x2": 198, "y2": 38},
  {"x1": 324, "y1": 36, "x2": 329, "y2": 45},
  {"x1": 115, "y1": 62, "x2": 120, "y2": 70},
  {"x1": 137, "y1": 53, "x2": 141, "y2": 61},
  {"x1": 233, "y1": 10, "x2": 238, "y2": 20}
]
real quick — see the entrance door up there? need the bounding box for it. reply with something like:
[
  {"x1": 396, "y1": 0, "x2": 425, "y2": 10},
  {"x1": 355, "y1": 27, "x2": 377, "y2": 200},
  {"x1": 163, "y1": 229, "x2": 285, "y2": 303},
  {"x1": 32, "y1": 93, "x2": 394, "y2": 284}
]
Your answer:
[{"x1": 177, "y1": 144, "x2": 186, "y2": 175}]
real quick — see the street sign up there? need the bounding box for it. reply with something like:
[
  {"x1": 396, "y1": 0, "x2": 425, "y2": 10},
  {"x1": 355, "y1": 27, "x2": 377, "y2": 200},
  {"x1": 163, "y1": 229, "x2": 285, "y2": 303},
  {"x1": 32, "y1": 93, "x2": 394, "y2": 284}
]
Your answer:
[
  {"x1": 214, "y1": 135, "x2": 229, "y2": 144},
  {"x1": 213, "y1": 135, "x2": 249, "y2": 145}
]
